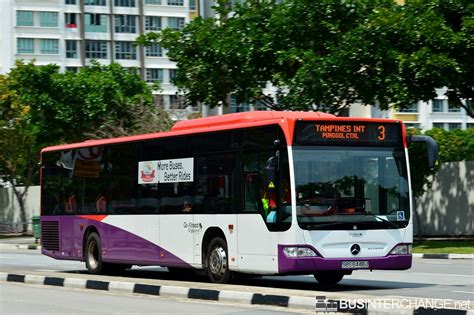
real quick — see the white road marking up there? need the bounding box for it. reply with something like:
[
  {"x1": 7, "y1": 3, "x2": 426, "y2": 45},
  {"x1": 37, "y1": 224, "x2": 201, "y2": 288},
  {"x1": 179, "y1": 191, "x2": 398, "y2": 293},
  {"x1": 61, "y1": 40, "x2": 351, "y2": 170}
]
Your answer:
[
  {"x1": 422, "y1": 262, "x2": 452, "y2": 265},
  {"x1": 452, "y1": 291, "x2": 474, "y2": 295}
]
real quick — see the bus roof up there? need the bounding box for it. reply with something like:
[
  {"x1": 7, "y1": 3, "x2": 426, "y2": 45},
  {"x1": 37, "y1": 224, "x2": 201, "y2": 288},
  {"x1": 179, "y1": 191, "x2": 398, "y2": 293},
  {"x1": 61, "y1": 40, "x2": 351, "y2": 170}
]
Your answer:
[
  {"x1": 41, "y1": 111, "x2": 403, "y2": 153},
  {"x1": 171, "y1": 110, "x2": 335, "y2": 132}
]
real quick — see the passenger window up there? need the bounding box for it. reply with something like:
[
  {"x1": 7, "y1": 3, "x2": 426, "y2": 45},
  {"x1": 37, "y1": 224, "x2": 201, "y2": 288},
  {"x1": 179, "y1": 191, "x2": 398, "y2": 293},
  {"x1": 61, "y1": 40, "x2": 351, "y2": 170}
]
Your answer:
[{"x1": 195, "y1": 154, "x2": 235, "y2": 214}]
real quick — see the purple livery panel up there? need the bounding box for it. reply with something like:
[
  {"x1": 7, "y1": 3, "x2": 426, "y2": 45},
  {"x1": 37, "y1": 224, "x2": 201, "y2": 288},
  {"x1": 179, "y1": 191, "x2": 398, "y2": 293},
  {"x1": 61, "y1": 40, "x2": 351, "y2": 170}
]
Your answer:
[
  {"x1": 41, "y1": 216, "x2": 190, "y2": 268},
  {"x1": 277, "y1": 244, "x2": 412, "y2": 274}
]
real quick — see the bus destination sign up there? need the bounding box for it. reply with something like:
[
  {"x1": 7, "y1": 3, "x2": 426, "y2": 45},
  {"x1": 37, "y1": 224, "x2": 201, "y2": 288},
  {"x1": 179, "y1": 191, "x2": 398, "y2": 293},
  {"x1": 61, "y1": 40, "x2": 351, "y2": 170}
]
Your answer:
[{"x1": 294, "y1": 121, "x2": 403, "y2": 146}]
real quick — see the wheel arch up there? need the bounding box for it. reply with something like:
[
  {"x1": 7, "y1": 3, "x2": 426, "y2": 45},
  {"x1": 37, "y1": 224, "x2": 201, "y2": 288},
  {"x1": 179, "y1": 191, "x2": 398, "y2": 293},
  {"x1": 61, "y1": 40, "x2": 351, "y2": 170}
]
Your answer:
[
  {"x1": 82, "y1": 225, "x2": 100, "y2": 259},
  {"x1": 201, "y1": 227, "x2": 226, "y2": 267}
]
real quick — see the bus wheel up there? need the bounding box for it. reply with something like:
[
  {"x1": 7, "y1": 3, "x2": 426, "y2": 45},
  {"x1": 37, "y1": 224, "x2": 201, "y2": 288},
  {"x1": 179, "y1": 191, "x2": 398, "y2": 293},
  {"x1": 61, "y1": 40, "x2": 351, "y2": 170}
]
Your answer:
[
  {"x1": 85, "y1": 232, "x2": 104, "y2": 274},
  {"x1": 206, "y1": 237, "x2": 231, "y2": 284},
  {"x1": 314, "y1": 271, "x2": 344, "y2": 285}
]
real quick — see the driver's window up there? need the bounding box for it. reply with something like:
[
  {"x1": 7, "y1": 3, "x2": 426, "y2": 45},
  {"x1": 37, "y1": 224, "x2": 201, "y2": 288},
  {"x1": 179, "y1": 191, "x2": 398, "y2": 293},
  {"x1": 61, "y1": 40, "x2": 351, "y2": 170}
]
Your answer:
[{"x1": 243, "y1": 150, "x2": 274, "y2": 214}]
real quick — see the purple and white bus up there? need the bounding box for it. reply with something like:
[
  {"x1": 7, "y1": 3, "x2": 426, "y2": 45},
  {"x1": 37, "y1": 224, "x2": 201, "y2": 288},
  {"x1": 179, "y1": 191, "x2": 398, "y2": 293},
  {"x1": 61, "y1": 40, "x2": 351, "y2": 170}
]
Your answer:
[{"x1": 40, "y1": 111, "x2": 437, "y2": 284}]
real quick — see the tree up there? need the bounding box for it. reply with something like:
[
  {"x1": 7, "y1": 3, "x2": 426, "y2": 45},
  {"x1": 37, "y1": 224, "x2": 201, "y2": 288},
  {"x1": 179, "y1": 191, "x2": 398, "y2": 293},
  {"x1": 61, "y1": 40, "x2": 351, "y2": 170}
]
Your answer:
[
  {"x1": 408, "y1": 128, "x2": 474, "y2": 198},
  {"x1": 0, "y1": 60, "x2": 172, "y2": 232},
  {"x1": 341, "y1": 0, "x2": 474, "y2": 115},
  {"x1": 137, "y1": 0, "x2": 473, "y2": 116}
]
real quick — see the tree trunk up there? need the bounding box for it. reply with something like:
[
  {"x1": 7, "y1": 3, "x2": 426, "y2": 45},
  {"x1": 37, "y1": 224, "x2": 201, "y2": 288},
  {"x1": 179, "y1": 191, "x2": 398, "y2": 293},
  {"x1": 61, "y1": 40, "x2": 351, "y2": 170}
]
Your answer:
[{"x1": 11, "y1": 184, "x2": 29, "y2": 234}]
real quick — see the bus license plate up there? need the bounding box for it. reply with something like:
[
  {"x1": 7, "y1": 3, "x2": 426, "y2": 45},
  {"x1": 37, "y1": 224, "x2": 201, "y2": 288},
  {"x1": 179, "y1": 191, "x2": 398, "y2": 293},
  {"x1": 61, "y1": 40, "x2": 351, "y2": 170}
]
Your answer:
[{"x1": 342, "y1": 261, "x2": 369, "y2": 269}]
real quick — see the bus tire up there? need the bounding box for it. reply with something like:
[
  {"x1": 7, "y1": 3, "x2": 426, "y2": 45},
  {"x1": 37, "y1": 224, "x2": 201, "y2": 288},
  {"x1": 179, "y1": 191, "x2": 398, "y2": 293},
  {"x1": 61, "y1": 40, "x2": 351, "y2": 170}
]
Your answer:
[
  {"x1": 206, "y1": 237, "x2": 231, "y2": 284},
  {"x1": 314, "y1": 271, "x2": 344, "y2": 285},
  {"x1": 85, "y1": 232, "x2": 106, "y2": 274}
]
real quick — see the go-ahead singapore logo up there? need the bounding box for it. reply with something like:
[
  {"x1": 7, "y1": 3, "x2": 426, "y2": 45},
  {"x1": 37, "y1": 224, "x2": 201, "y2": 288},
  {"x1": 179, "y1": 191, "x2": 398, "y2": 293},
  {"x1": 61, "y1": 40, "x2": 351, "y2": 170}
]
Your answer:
[{"x1": 140, "y1": 162, "x2": 156, "y2": 183}]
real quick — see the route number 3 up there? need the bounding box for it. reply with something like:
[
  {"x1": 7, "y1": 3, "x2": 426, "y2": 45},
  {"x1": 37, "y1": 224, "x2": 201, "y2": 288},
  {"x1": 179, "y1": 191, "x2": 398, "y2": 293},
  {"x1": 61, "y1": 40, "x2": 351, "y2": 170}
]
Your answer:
[{"x1": 377, "y1": 126, "x2": 386, "y2": 141}]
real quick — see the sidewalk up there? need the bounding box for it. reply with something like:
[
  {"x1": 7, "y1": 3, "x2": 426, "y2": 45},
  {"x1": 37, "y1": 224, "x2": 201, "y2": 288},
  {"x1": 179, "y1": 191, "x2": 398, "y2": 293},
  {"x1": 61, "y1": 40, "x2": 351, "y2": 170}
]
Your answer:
[{"x1": 0, "y1": 237, "x2": 40, "y2": 250}]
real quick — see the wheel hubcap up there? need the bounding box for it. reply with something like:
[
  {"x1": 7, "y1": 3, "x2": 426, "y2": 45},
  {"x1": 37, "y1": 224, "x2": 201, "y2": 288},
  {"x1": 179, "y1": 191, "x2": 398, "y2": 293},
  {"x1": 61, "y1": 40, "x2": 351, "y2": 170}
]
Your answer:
[
  {"x1": 209, "y1": 246, "x2": 227, "y2": 278},
  {"x1": 87, "y1": 240, "x2": 99, "y2": 270}
]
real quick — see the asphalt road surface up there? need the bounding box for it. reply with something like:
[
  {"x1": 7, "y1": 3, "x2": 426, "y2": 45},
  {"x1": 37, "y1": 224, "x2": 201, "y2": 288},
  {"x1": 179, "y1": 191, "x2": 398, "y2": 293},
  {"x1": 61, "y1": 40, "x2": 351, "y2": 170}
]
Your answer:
[
  {"x1": 0, "y1": 282, "x2": 303, "y2": 315},
  {"x1": 1, "y1": 249, "x2": 473, "y2": 309}
]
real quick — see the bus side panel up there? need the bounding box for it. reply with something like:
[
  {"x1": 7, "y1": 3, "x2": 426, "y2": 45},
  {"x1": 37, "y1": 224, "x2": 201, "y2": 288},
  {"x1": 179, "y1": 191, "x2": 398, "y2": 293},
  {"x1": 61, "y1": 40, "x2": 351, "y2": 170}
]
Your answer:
[
  {"x1": 159, "y1": 214, "x2": 194, "y2": 267},
  {"x1": 194, "y1": 214, "x2": 238, "y2": 268},
  {"x1": 236, "y1": 214, "x2": 279, "y2": 274},
  {"x1": 42, "y1": 215, "x2": 192, "y2": 267},
  {"x1": 102, "y1": 215, "x2": 163, "y2": 265}
]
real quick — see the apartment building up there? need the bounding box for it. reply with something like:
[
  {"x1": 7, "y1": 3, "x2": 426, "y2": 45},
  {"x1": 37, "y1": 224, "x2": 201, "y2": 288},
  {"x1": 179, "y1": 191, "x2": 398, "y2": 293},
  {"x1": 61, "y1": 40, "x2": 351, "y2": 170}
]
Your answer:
[
  {"x1": 0, "y1": 0, "x2": 200, "y2": 120},
  {"x1": 347, "y1": 88, "x2": 473, "y2": 131}
]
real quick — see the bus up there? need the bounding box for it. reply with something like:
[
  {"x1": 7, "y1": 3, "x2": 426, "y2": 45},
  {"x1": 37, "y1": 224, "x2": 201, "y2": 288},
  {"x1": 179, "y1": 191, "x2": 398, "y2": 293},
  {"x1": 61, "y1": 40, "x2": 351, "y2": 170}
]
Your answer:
[{"x1": 40, "y1": 111, "x2": 438, "y2": 284}]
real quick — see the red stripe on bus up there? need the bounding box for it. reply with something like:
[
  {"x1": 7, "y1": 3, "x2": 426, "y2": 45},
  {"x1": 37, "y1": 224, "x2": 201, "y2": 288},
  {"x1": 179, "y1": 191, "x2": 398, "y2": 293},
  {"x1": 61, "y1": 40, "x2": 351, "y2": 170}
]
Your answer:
[{"x1": 79, "y1": 215, "x2": 107, "y2": 222}]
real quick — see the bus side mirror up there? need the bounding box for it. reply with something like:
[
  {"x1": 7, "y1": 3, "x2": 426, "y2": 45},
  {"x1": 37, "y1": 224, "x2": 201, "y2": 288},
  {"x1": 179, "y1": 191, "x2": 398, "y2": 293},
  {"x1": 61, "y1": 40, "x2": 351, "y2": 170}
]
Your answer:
[
  {"x1": 409, "y1": 135, "x2": 439, "y2": 169},
  {"x1": 265, "y1": 151, "x2": 280, "y2": 170}
]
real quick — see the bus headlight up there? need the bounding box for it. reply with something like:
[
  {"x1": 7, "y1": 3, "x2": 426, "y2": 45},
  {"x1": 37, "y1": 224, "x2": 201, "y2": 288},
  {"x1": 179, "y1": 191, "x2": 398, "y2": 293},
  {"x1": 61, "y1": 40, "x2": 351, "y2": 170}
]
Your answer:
[
  {"x1": 390, "y1": 244, "x2": 412, "y2": 255},
  {"x1": 283, "y1": 246, "x2": 318, "y2": 258}
]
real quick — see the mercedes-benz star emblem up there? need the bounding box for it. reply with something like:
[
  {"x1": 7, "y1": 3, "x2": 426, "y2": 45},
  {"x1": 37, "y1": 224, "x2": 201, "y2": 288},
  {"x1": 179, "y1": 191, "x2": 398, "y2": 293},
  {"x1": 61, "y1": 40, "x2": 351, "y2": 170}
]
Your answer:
[{"x1": 350, "y1": 244, "x2": 361, "y2": 256}]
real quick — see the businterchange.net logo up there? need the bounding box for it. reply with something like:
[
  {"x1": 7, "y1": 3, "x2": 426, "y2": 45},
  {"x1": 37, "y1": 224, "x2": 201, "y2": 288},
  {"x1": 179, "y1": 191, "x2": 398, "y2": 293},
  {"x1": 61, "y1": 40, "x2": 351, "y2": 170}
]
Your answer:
[{"x1": 315, "y1": 296, "x2": 472, "y2": 312}]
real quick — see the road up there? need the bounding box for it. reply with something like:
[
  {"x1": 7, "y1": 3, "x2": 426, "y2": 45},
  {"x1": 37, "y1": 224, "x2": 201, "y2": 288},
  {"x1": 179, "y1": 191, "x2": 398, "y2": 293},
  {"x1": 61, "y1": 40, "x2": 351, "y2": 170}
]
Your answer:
[
  {"x1": 1, "y1": 249, "x2": 473, "y2": 312},
  {"x1": 0, "y1": 282, "x2": 301, "y2": 314}
]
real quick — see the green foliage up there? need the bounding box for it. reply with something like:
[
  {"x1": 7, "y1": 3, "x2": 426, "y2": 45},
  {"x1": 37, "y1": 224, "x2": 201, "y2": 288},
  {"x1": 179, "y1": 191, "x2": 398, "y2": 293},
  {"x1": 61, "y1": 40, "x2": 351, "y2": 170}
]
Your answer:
[
  {"x1": 137, "y1": 0, "x2": 473, "y2": 115},
  {"x1": 0, "y1": 60, "x2": 172, "y2": 230},
  {"x1": 408, "y1": 128, "x2": 473, "y2": 197}
]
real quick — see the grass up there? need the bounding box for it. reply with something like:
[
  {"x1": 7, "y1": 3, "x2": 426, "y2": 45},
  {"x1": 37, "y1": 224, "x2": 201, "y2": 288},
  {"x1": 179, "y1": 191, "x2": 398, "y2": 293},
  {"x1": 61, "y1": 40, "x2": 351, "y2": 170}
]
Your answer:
[{"x1": 413, "y1": 240, "x2": 474, "y2": 254}]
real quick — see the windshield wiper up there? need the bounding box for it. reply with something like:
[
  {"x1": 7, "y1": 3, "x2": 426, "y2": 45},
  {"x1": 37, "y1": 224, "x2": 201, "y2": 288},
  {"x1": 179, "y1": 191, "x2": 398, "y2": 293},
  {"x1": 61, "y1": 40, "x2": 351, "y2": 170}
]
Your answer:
[{"x1": 363, "y1": 212, "x2": 400, "y2": 229}]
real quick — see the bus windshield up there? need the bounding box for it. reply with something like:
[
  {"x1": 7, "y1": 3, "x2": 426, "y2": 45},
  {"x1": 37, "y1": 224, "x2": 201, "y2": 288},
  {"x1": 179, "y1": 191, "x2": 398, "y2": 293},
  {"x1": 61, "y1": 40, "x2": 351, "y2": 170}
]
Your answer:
[{"x1": 293, "y1": 146, "x2": 409, "y2": 230}]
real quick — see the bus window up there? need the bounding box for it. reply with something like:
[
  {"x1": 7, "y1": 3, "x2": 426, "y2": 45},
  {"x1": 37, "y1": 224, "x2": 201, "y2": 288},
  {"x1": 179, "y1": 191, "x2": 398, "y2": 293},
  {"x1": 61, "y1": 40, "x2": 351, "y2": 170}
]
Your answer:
[
  {"x1": 108, "y1": 144, "x2": 139, "y2": 214},
  {"x1": 243, "y1": 150, "x2": 273, "y2": 213},
  {"x1": 195, "y1": 153, "x2": 235, "y2": 214}
]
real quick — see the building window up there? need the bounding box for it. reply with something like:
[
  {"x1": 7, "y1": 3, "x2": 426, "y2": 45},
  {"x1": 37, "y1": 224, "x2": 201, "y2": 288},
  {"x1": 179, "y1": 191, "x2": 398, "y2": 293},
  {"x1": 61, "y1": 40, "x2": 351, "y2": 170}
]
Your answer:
[
  {"x1": 448, "y1": 103, "x2": 461, "y2": 112},
  {"x1": 65, "y1": 0, "x2": 77, "y2": 4},
  {"x1": 39, "y1": 12, "x2": 58, "y2": 27},
  {"x1": 65, "y1": 13, "x2": 77, "y2": 28},
  {"x1": 404, "y1": 123, "x2": 420, "y2": 129},
  {"x1": 146, "y1": 69, "x2": 163, "y2": 83},
  {"x1": 154, "y1": 95, "x2": 165, "y2": 107},
  {"x1": 432, "y1": 99, "x2": 444, "y2": 112},
  {"x1": 230, "y1": 97, "x2": 251, "y2": 113},
  {"x1": 467, "y1": 123, "x2": 474, "y2": 129},
  {"x1": 66, "y1": 67, "x2": 80, "y2": 72},
  {"x1": 145, "y1": 0, "x2": 161, "y2": 4},
  {"x1": 66, "y1": 40, "x2": 78, "y2": 58},
  {"x1": 167, "y1": 0, "x2": 183, "y2": 5},
  {"x1": 17, "y1": 11, "x2": 34, "y2": 26},
  {"x1": 115, "y1": 0, "x2": 135, "y2": 7},
  {"x1": 170, "y1": 95, "x2": 186, "y2": 109},
  {"x1": 448, "y1": 123, "x2": 461, "y2": 130},
  {"x1": 169, "y1": 69, "x2": 177, "y2": 83},
  {"x1": 85, "y1": 14, "x2": 107, "y2": 32},
  {"x1": 115, "y1": 41, "x2": 136, "y2": 59},
  {"x1": 85, "y1": 0, "x2": 106, "y2": 5},
  {"x1": 115, "y1": 15, "x2": 136, "y2": 33},
  {"x1": 398, "y1": 103, "x2": 418, "y2": 113},
  {"x1": 168, "y1": 17, "x2": 185, "y2": 30},
  {"x1": 85, "y1": 40, "x2": 108, "y2": 59},
  {"x1": 145, "y1": 44, "x2": 162, "y2": 57},
  {"x1": 145, "y1": 16, "x2": 161, "y2": 31},
  {"x1": 40, "y1": 39, "x2": 59, "y2": 54},
  {"x1": 17, "y1": 38, "x2": 34, "y2": 54},
  {"x1": 432, "y1": 123, "x2": 444, "y2": 129},
  {"x1": 254, "y1": 101, "x2": 268, "y2": 111},
  {"x1": 189, "y1": 0, "x2": 196, "y2": 10}
]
